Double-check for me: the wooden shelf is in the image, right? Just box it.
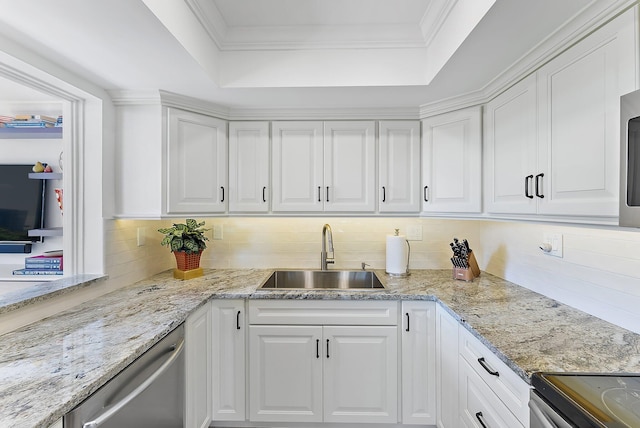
[28,227,63,237]
[0,127,62,139]
[28,172,62,180]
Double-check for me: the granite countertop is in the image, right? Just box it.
[2,268,640,427]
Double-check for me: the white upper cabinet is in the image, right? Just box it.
[484,74,538,215]
[167,108,228,214]
[229,121,270,213]
[272,121,324,212]
[422,107,482,213]
[379,121,421,213]
[536,10,636,217]
[272,121,375,213]
[485,9,637,219]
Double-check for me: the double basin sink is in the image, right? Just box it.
[259,270,385,291]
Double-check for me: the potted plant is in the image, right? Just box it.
[158,219,209,279]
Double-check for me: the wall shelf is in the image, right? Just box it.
[28,227,63,237]
[28,172,63,180]
[0,127,62,139]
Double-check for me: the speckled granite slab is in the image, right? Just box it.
[2,268,640,427]
[0,274,107,314]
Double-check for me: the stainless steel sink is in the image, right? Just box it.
[259,270,385,290]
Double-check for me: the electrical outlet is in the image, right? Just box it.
[407,225,423,241]
[542,233,563,258]
[213,224,224,240]
[136,227,146,247]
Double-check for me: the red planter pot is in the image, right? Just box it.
[173,250,202,271]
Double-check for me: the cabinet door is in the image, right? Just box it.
[484,74,538,214]
[249,325,323,422]
[211,300,245,421]
[379,121,421,212]
[324,121,376,212]
[272,121,324,212]
[229,121,270,213]
[436,304,459,428]
[422,107,482,213]
[401,301,436,425]
[167,108,227,214]
[459,358,524,428]
[323,326,398,424]
[537,10,636,217]
[185,303,212,428]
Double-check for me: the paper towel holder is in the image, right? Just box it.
[386,229,411,277]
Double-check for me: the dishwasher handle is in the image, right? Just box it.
[82,339,185,428]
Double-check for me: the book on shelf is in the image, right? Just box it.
[25,255,63,270]
[24,263,62,270]
[13,268,63,276]
[5,121,54,128]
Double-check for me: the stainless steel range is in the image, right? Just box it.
[530,372,640,428]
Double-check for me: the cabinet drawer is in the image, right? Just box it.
[459,358,525,428]
[248,300,398,326]
[459,328,530,425]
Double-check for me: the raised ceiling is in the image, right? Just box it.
[145,0,496,88]
[0,0,596,110]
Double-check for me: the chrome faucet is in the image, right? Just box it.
[321,224,334,270]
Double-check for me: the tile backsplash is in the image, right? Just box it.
[106,217,640,333]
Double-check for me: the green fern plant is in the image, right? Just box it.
[158,219,209,254]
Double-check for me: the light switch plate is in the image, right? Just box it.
[407,225,423,241]
[136,227,146,247]
[213,224,223,240]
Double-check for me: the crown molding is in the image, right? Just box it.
[481,0,637,103]
[420,0,457,46]
[227,106,421,121]
[108,89,231,118]
[185,0,227,50]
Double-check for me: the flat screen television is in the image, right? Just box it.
[0,164,45,242]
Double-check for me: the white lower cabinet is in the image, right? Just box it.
[185,303,213,428]
[248,300,399,424]
[459,358,524,428]
[211,300,246,421]
[458,327,530,426]
[249,325,323,423]
[249,324,398,424]
[401,301,436,425]
[436,305,459,428]
[323,326,398,423]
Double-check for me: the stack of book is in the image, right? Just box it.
[3,114,62,128]
[13,254,64,276]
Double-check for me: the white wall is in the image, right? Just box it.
[477,220,640,334]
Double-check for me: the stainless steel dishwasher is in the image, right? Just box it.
[64,324,185,428]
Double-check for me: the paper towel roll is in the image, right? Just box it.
[386,235,408,275]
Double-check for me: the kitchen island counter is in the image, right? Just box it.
[2,268,639,427]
